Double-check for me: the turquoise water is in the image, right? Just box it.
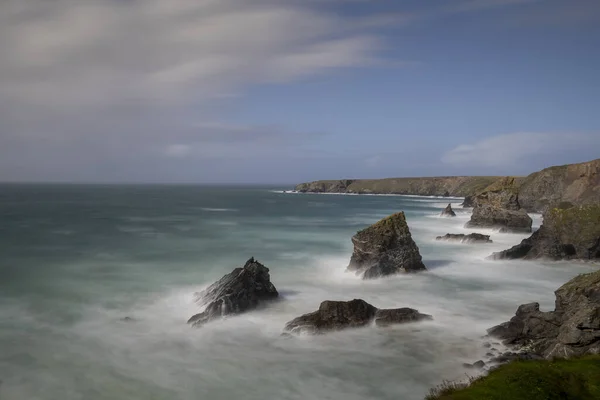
[0,185,596,400]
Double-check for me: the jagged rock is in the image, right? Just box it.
[465,177,533,233]
[466,206,532,233]
[443,190,451,197]
[441,203,456,217]
[487,270,600,359]
[436,233,492,243]
[187,258,279,327]
[283,299,432,335]
[490,204,600,261]
[461,195,475,208]
[347,212,426,279]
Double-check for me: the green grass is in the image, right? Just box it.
[426,356,600,400]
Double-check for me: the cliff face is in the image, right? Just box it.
[295,176,500,197]
[487,270,600,359]
[490,204,600,261]
[518,158,600,212]
[294,159,600,212]
[465,176,533,233]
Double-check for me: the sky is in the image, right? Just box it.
[1,0,599,184]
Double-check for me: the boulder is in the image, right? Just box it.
[441,203,456,217]
[487,270,600,359]
[283,299,432,335]
[187,258,279,327]
[436,233,492,243]
[443,190,451,197]
[347,212,427,279]
[489,204,600,261]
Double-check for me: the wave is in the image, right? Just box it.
[200,207,238,212]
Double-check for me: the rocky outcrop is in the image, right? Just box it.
[295,176,500,196]
[461,195,475,208]
[283,299,432,335]
[187,258,279,327]
[440,203,456,217]
[518,158,600,212]
[436,233,492,243]
[490,204,600,261]
[465,177,532,233]
[487,270,600,359]
[347,212,426,279]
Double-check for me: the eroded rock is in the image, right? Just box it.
[347,212,426,279]
[487,270,600,359]
[436,233,492,243]
[283,299,432,335]
[187,258,279,327]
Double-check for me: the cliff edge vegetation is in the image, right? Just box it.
[295,176,501,197]
[426,355,600,400]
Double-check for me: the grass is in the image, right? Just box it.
[426,356,600,400]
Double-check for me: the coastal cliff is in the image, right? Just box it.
[294,158,600,213]
[517,158,600,212]
[295,176,500,197]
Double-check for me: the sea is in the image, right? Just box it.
[0,184,596,400]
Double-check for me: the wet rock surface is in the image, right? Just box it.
[283,299,432,335]
[188,258,279,327]
[347,212,426,279]
[436,233,492,243]
[440,203,456,217]
[486,270,600,359]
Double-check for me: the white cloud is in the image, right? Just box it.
[441,132,599,168]
[0,0,390,111]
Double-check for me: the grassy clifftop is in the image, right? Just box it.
[295,176,501,196]
[427,356,600,400]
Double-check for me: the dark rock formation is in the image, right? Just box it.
[518,158,600,212]
[461,195,475,208]
[436,233,492,243]
[490,204,600,261]
[187,258,279,327]
[283,299,432,335]
[440,203,456,217]
[465,177,532,233]
[487,270,600,359]
[294,176,500,196]
[347,212,426,279]
[443,190,450,197]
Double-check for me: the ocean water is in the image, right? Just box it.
[0,184,597,400]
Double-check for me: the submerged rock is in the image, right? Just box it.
[440,203,456,217]
[435,233,492,243]
[347,212,426,279]
[489,204,600,261]
[283,299,432,335]
[187,258,279,327]
[487,270,600,359]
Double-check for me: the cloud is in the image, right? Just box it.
[0,0,402,181]
[441,132,599,168]
[0,0,389,111]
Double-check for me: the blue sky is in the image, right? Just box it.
[0,0,598,183]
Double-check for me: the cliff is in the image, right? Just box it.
[294,158,600,213]
[490,203,600,261]
[295,176,501,197]
[517,158,600,212]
